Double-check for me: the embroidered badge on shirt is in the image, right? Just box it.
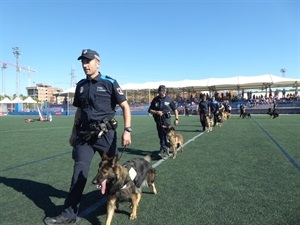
[80,86,84,93]
[117,87,124,95]
[97,86,105,92]
[164,101,170,106]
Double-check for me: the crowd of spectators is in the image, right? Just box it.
[120,89,300,115]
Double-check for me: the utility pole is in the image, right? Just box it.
[1,63,7,96]
[13,47,21,98]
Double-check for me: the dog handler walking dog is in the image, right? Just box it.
[148,85,179,158]
[197,95,210,131]
[44,49,131,225]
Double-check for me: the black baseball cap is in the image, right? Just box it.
[77,49,100,60]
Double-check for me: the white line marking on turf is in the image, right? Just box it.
[78,130,205,219]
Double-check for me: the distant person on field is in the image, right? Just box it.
[185,104,190,116]
[273,101,277,113]
[239,104,245,118]
[148,85,179,158]
[197,95,210,131]
[209,96,219,126]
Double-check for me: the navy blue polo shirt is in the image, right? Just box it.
[148,95,177,113]
[73,73,126,124]
[209,100,219,113]
[198,101,209,115]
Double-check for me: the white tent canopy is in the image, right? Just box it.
[121,74,299,92]
[59,87,76,97]
[58,74,299,95]
[11,97,23,103]
[23,96,37,103]
[0,97,12,104]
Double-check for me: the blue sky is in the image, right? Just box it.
[0,0,299,97]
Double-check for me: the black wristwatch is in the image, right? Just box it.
[124,127,132,132]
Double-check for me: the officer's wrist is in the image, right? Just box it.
[124,127,132,132]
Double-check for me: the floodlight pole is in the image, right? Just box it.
[70,64,76,87]
[1,63,7,96]
[280,68,287,98]
[13,47,21,97]
[280,68,286,78]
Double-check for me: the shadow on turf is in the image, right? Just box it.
[0,176,67,216]
[118,147,162,160]
[0,176,109,225]
[0,147,165,224]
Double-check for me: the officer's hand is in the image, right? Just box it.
[156,111,163,116]
[122,131,131,146]
[69,133,76,147]
[174,119,179,126]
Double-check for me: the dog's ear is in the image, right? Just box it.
[102,152,109,161]
[110,154,119,167]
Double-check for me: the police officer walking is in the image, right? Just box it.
[239,103,245,118]
[197,95,210,131]
[148,85,179,158]
[44,49,131,225]
[209,96,219,127]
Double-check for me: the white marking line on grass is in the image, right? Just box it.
[253,118,300,172]
[78,130,205,219]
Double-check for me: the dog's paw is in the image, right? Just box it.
[130,214,137,220]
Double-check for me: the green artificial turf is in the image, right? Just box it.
[0,114,299,225]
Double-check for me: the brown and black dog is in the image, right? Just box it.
[205,115,213,132]
[92,154,157,225]
[267,108,279,119]
[166,126,184,159]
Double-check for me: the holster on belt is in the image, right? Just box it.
[79,118,118,141]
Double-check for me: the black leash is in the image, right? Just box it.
[118,145,127,161]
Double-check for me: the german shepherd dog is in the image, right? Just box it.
[242,112,251,118]
[215,112,223,127]
[267,108,279,119]
[223,111,231,120]
[166,126,184,159]
[205,115,213,132]
[92,154,157,225]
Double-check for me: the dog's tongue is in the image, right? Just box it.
[98,179,107,195]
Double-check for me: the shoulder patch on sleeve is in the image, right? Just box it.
[117,87,124,95]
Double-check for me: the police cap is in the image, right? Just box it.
[77,49,100,61]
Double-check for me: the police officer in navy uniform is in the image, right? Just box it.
[209,96,219,126]
[44,49,131,225]
[239,103,245,118]
[148,85,179,158]
[197,95,210,131]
